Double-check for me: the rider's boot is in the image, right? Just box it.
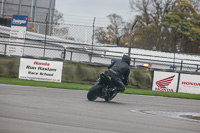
[116,87,125,92]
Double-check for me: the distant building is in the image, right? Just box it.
[0,0,56,35]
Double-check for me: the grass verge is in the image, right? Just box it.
[0,77,200,100]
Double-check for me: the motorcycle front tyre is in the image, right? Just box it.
[87,82,102,101]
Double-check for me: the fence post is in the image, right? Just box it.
[133,58,136,66]
[90,17,95,62]
[180,60,183,71]
[63,48,66,60]
[176,73,181,93]
[4,44,7,55]
[43,13,48,57]
[70,51,72,61]
[196,65,199,72]
[128,19,138,56]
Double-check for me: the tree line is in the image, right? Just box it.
[95,0,200,54]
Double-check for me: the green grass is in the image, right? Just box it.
[0,77,200,100]
[125,88,200,100]
[0,77,92,90]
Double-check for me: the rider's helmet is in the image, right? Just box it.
[122,55,131,65]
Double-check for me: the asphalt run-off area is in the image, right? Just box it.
[0,84,200,133]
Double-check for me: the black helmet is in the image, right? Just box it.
[122,55,131,65]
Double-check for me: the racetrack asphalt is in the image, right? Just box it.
[0,84,200,133]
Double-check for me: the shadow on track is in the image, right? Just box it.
[87,100,128,105]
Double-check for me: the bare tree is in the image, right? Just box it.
[129,0,176,51]
[95,13,129,46]
[130,0,175,26]
[107,14,126,45]
[53,9,64,25]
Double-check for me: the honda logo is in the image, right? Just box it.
[155,75,175,92]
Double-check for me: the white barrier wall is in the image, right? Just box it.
[178,74,200,94]
[19,58,63,82]
[152,71,179,92]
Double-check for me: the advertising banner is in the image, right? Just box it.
[152,71,179,92]
[19,58,63,82]
[178,74,200,94]
[11,15,28,26]
[7,15,28,56]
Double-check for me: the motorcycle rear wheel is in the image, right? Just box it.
[104,91,118,102]
[87,82,102,101]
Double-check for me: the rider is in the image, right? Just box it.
[107,55,131,92]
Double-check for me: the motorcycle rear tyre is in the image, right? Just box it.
[87,82,101,101]
[104,91,118,102]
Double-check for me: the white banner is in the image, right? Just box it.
[7,15,28,56]
[7,26,27,56]
[152,71,179,92]
[178,74,200,94]
[19,58,63,82]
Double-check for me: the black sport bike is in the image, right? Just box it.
[87,72,119,102]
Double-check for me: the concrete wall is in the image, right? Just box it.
[0,56,20,78]
[0,56,153,89]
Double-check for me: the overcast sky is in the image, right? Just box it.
[55,0,137,27]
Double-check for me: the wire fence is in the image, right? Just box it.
[0,19,200,73]
[27,21,97,44]
[0,36,200,73]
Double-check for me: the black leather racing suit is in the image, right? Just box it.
[107,55,131,92]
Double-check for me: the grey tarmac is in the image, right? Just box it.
[0,84,200,133]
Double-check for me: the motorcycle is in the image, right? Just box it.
[87,72,119,102]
